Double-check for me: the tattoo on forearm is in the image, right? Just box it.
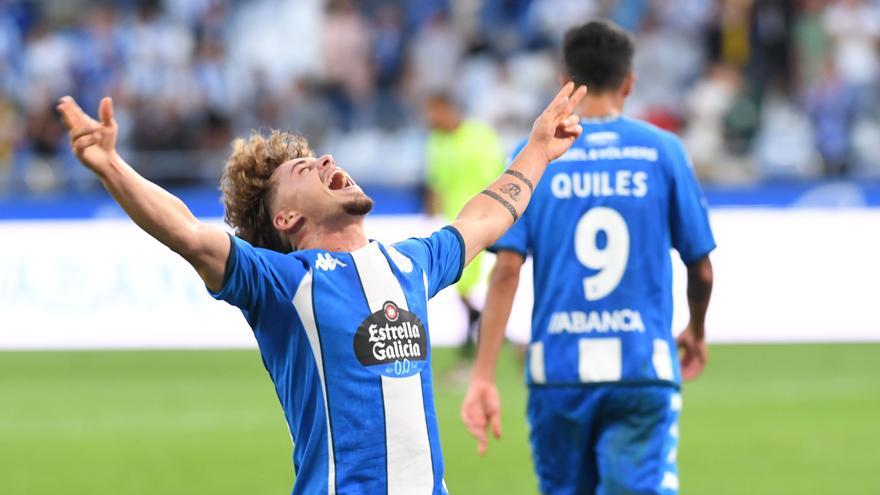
[481,190,519,222]
[499,182,522,201]
[503,170,534,193]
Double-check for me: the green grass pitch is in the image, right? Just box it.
[0,344,877,494]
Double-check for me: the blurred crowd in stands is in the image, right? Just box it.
[1,0,879,193]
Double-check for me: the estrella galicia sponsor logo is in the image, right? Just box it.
[353,301,427,378]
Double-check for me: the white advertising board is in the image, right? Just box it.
[1,210,878,350]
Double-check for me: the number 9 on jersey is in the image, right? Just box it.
[574,207,630,301]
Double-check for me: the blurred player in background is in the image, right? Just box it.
[462,20,715,495]
[423,93,506,356]
[57,83,586,495]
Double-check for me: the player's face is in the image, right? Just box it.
[423,100,456,132]
[270,154,373,234]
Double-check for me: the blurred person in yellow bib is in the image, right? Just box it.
[423,93,505,358]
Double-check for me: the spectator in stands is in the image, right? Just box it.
[806,59,859,176]
[370,2,407,129]
[321,0,373,130]
[684,64,745,181]
[823,0,880,95]
[793,0,830,90]
[748,0,794,99]
[0,97,19,189]
[753,82,820,178]
[4,0,880,195]
[409,11,463,95]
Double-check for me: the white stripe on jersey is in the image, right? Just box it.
[652,339,674,381]
[351,242,434,495]
[578,337,622,382]
[528,342,546,384]
[292,272,336,495]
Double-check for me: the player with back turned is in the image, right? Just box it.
[56,82,585,494]
[462,20,715,495]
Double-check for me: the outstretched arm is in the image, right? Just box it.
[451,83,587,264]
[461,250,524,454]
[57,96,230,291]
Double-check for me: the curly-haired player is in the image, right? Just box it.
[57,82,586,495]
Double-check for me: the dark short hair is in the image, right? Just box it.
[563,20,635,93]
[424,91,458,109]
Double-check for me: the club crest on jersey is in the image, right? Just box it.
[354,301,427,378]
[383,301,399,321]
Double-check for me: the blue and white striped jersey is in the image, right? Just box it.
[492,117,716,387]
[211,226,464,494]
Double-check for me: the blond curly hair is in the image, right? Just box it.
[220,130,312,253]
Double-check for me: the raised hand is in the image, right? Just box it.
[528,82,588,163]
[460,379,502,455]
[56,96,118,176]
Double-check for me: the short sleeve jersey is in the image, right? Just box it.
[491,117,716,387]
[211,226,465,494]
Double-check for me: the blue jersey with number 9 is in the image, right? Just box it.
[491,116,716,386]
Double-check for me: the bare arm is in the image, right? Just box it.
[457,82,585,455]
[677,255,714,380]
[452,83,586,264]
[686,256,713,339]
[460,250,524,455]
[57,96,230,292]
[472,251,524,382]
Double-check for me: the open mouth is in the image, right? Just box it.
[327,170,354,191]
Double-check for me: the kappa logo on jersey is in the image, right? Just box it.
[315,253,347,271]
[353,301,427,378]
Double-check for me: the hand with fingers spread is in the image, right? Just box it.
[527,82,588,163]
[56,96,118,176]
[461,378,502,455]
